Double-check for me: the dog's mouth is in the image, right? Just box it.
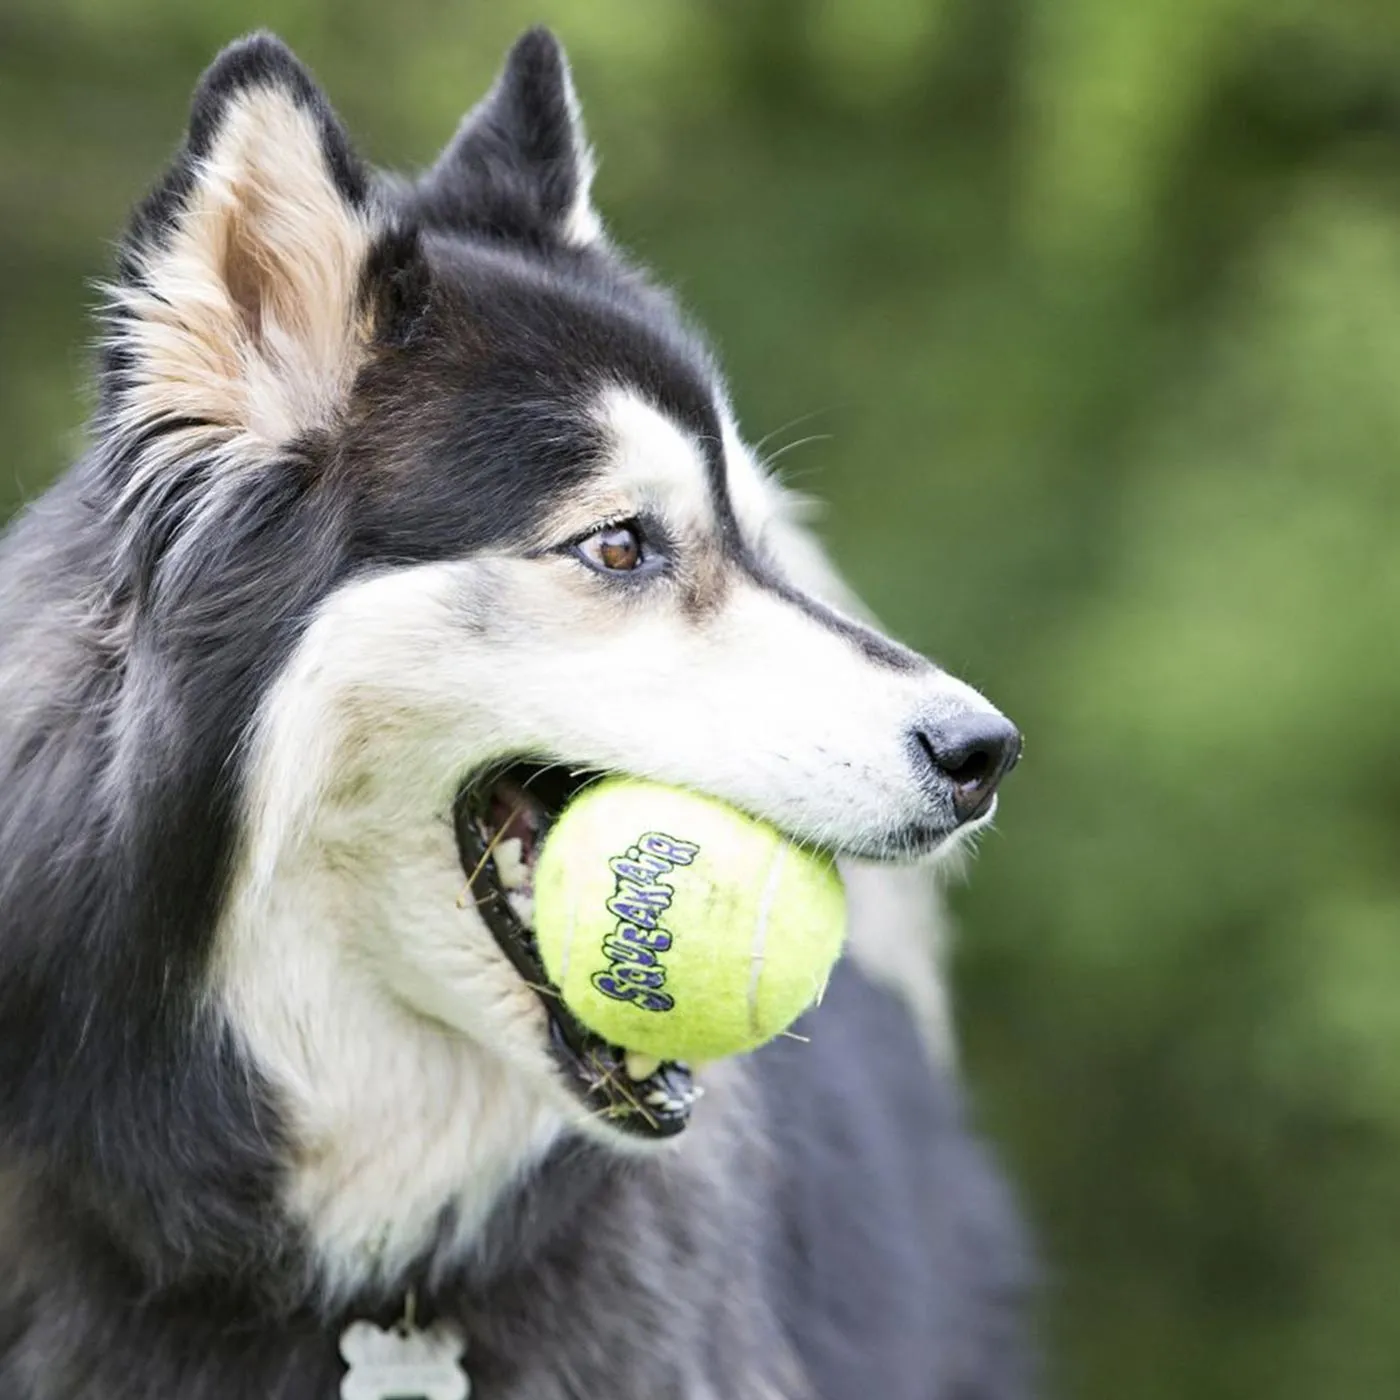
[452,762,699,1140]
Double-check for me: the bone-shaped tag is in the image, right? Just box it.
[338,1319,470,1400]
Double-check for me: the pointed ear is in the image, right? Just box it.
[415,27,602,248]
[104,33,426,461]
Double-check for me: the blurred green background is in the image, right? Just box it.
[4,0,1400,1394]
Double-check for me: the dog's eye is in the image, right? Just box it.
[576,522,645,574]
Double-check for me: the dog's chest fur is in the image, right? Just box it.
[0,1103,803,1400]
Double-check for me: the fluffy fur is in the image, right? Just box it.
[0,28,1033,1399]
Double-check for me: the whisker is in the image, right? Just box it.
[761,432,833,474]
[751,407,835,457]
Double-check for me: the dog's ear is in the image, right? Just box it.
[415,27,601,248]
[103,33,429,460]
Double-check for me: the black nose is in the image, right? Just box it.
[917,713,1022,825]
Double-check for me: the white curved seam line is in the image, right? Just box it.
[748,841,788,1040]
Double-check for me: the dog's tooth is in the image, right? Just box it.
[644,1090,672,1107]
[505,891,535,928]
[494,837,529,890]
[626,1051,662,1082]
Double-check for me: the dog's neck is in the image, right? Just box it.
[285,1032,567,1304]
[218,919,571,1301]
[210,756,586,1299]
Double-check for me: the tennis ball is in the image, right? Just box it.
[532,778,846,1064]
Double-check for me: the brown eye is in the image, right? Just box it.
[579,523,644,573]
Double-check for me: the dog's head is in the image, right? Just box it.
[93,29,1018,1286]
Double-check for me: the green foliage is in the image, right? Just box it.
[3,1,1399,1393]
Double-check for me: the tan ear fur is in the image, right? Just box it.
[105,86,374,472]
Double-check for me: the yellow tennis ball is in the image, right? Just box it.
[532,778,846,1064]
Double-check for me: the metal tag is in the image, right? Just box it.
[338,1319,470,1400]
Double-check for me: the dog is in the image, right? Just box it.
[0,29,1033,1400]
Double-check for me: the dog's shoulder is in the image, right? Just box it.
[752,959,1037,1400]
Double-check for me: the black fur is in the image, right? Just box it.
[341,235,729,568]
[361,223,434,349]
[0,28,1035,1400]
[417,27,596,246]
